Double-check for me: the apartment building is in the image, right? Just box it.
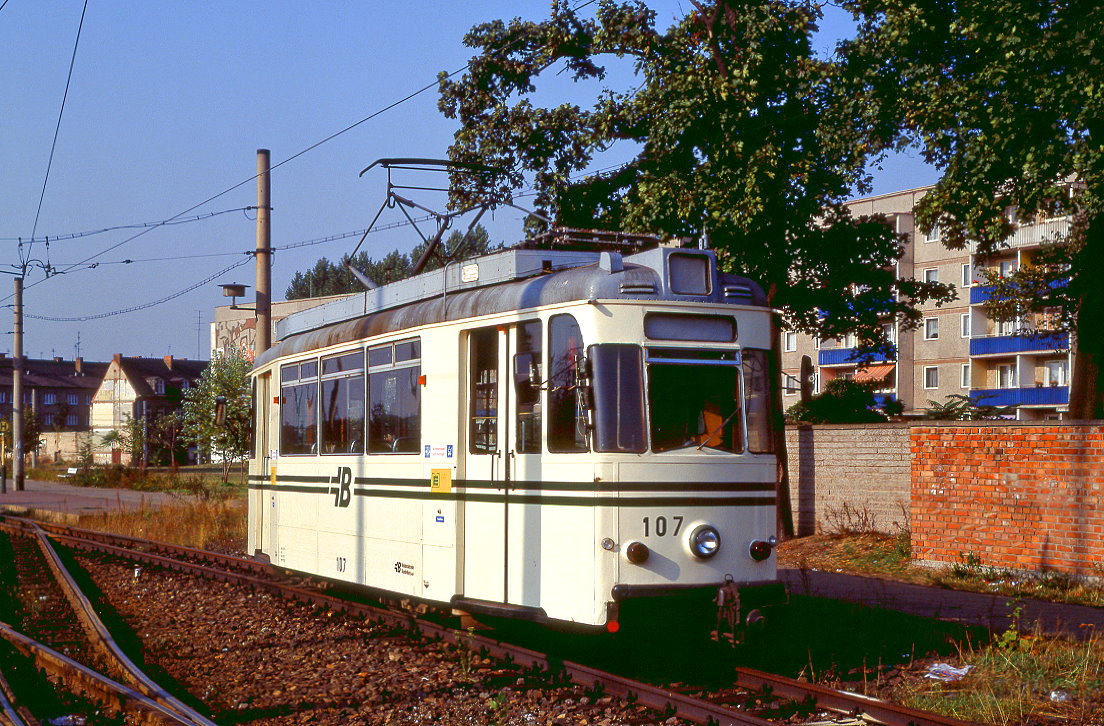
[781,186,1073,420]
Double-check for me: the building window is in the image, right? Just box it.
[924,268,939,284]
[43,414,54,426]
[923,225,941,243]
[1044,359,1068,387]
[43,393,57,405]
[783,331,797,352]
[924,318,939,340]
[961,263,972,287]
[998,363,1017,389]
[998,259,1017,278]
[0,392,7,404]
[961,314,971,338]
[67,414,79,427]
[84,395,91,405]
[881,323,896,344]
[67,393,79,405]
[961,364,971,389]
[154,378,165,395]
[924,367,939,389]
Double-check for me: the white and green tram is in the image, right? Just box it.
[248,240,782,631]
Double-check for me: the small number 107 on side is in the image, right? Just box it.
[642,515,683,538]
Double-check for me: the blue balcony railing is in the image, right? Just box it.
[969,332,1068,356]
[818,347,897,366]
[970,285,994,305]
[971,386,1069,407]
[970,279,1068,305]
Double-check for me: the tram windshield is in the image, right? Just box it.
[588,346,775,454]
[646,348,744,453]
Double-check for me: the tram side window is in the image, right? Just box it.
[250,377,258,460]
[469,328,498,454]
[320,351,365,454]
[514,320,542,454]
[280,361,318,455]
[368,340,421,454]
[742,349,775,453]
[548,315,588,452]
[590,344,646,453]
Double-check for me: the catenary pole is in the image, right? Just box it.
[13,276,24,491]
[255,149,272,356]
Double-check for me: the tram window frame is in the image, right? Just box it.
[250,377,258,460]
[319,350,366,455]
[589,344,647,453]
[469,328,499,454]
[367,339,421,455]
[547,314,589,453]
[741,348,775,454]
[279,360,319,456]
[645,346,745,454]
[643,312,735,342]
[513,320,543,454]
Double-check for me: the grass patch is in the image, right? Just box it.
[55,465,246,497]
[75,497,247,553]
[892,622,1104,725]
[779,533,1104,608]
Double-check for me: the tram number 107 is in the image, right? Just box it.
[641,515,684,538]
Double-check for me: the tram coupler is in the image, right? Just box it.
[714,578,788,645]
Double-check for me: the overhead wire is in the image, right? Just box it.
[16,0,604,323]
[24,256,253,322]
[2,207,256,244]
[28,0,90,268]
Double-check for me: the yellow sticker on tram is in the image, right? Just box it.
[430,468,452,494]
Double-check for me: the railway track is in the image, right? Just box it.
[0,515,978,726]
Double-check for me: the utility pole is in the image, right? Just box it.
[13,276,24,491]
[255,149,272,356]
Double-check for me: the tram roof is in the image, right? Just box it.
[256,247,767,368]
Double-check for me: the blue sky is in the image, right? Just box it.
[0,1,936,362]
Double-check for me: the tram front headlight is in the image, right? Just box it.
[689,525,721,559]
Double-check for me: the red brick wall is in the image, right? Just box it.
[911,423,1104,576]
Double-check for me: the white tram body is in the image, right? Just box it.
[248,244,781,630]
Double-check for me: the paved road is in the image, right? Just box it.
[0,479,184,520]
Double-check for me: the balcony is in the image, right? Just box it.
[1004,216,1070,250]
[969,332,1068,357]
[971,386,1069,407]
[970,278,1067,305]
[818,347,896,367]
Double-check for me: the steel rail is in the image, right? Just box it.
[19,523,218,726]
[0,668,32,726]
[27,521,984,726]
[734,668,980,726]
[0,623,197,725]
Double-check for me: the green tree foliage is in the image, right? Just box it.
[285,225,499,300]
[785,379,889,424]
[839,0,1104,416]
[438,0,954,353]
[181,348,251,481]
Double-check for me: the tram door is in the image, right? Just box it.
[462,323,543,604]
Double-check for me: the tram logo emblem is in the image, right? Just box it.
[332,466,352,508]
